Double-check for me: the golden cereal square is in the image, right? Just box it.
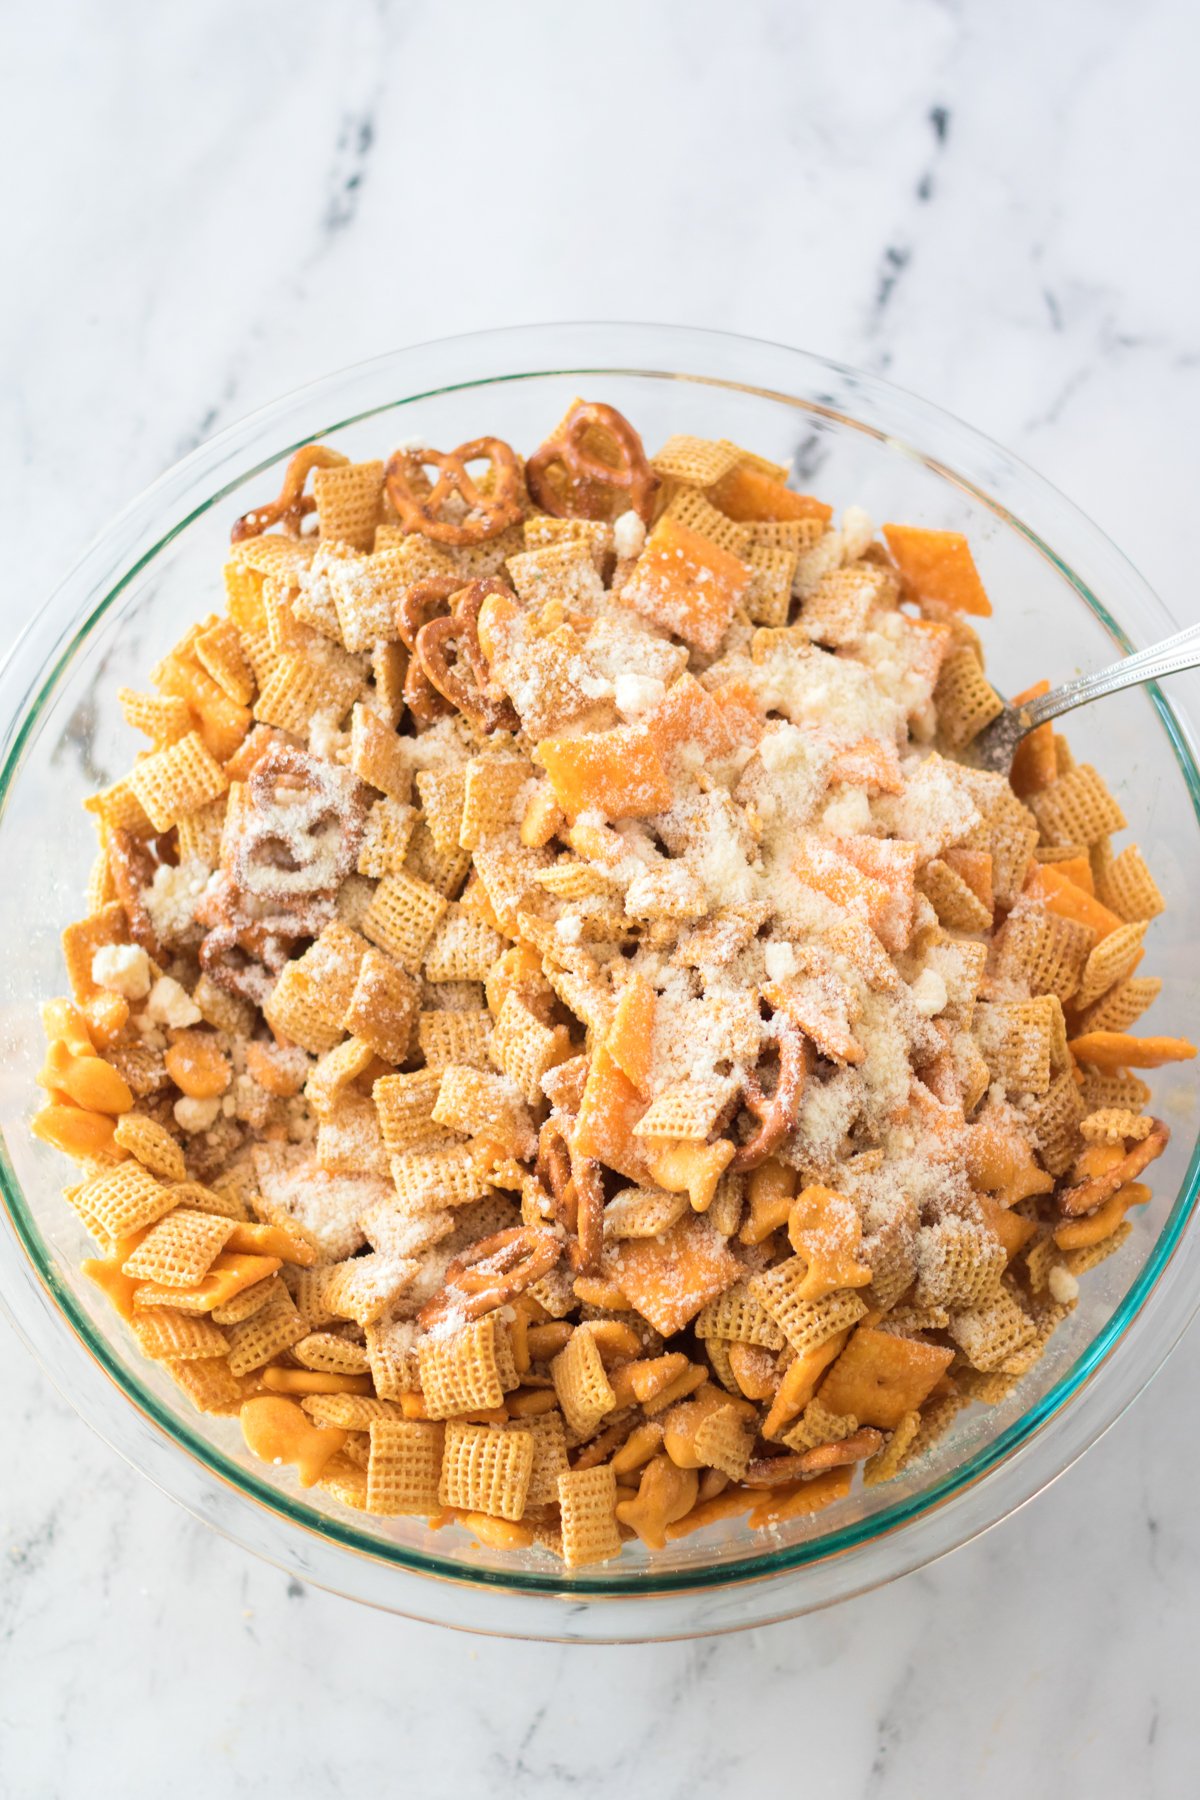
[418,1315,518,1419]
[128,732,228,832]
[362,872,448,971]
[439,1420,534,1521]
[313,460,385,551]
[123,1209,235,1288]
[557,1463,621,1567]
[550,1326,617,1438]
[366,1418,443,1515]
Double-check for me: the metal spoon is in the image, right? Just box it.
[969,619,1200,776]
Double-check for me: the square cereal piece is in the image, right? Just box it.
[373,1068,454,1155]
[1077,975,1162,1036]
[415,766,468,856]
[317,1092,390,1178]
[366,1418,444,1515]
[254,644,364,735]
[1093,842,1165,923]
[403,821,472,899]
[420,1008,494,1071]
[312,460,385,551]
[742,543,800,627]
[608,1216,741,1339]
[164,1355,249,1415]
[323,1251,418,1327]
[194,618,255,707]
[389,1143,492,1212]
[934,649,1004,752]
[423,906,507,984]
[992,908,1094,1004]
[439,1420,534,1521]
[550,1326,616,1438]
[344,947,421,1064]
[132,1309,228,1362]
[1028,764,1126,848]
[651,434,744,487]
[622,515,751,654]
[81,1162,177,1239]
[632,1077,738,1143]
[973,997,1064,1097]
[520,1410,570,1505]
[521,515,612,573]
[488,992,570,1102]
[305,1034,376,1118]
[365,1318,422,1399]
[749,1261,869,1356]
[694,1279,785,1348]
[175,795,228,865]
[661,485,752,556]
[325,547,405,652]
[83,779,154,840]
[123,1209,235,1287]
[798,564,896,649]
[349,704,411,802]
[418,1315,519,1419]
[1073,921,1147,1013]
[362,872,448,972]
[505,541,606,612]
[557,1463,621,1567]
[947,1289,1037,1373]
[357,798,417,877]
[118,688,194,745]
[226,1290,308,1375]
[128,732,228,832]
[263,961,346,1056]
[112,1113,187,1183]
[459,756,534,851]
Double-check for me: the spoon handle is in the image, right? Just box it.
[1025,620,1200,728]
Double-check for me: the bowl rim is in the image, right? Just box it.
[4,321,1200,1634]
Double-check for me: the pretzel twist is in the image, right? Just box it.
[414,578,520,734]
[385,437,523,545]
[230,444,347,543]
[417,1227,562,1328]
[1058,1117,1169,1217]
[525,400,659,523]
[730,1019,811,1172]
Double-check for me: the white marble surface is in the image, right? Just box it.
[4,0,1200,1792]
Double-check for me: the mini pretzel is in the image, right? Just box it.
[230,444,347,543]
[417,1227,562,1328]
[414,578,520,734]
[525,401,659,523]
[234,745,367,903]
[731,1019,811,1172]
[568,1145,605,1276]
[1058,1117,1169,1217]
[385,438,523,545]
[396,577,459,724]
[107,827,163,959]
[743,1431,884,1485]
[536,1117,576,1232]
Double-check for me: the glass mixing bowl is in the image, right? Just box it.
[3,324,1199,1642]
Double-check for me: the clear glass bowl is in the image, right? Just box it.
[3,323,1199,1642]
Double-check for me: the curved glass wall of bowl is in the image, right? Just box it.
[1,326,1199,1640]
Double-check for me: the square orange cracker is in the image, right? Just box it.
[608,1215,740,1338]
[882,523,992,616]
[816,1326,954,1429]
[622,515,751,654]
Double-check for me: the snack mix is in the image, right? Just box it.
[33,400,1195,1564]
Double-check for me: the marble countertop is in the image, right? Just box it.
[5,0,1200,1792]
